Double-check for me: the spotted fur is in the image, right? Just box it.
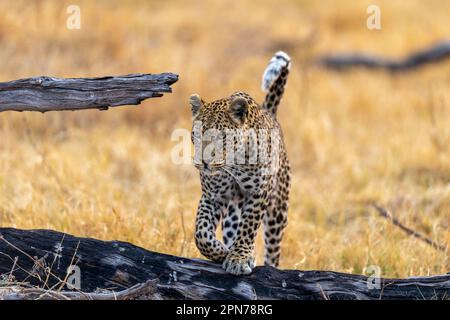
[189,52,291,275]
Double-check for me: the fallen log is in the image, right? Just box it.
[0,228,448,300]
[318,41,450,71]
[0,73,178,113]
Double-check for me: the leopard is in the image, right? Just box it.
[189,51,291,275]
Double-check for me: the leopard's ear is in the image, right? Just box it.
[229,97,248,125]
[189,94,203,118]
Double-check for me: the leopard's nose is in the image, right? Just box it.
[204,162,217,170]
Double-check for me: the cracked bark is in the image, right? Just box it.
[0,228,448,300]
[0,73,178,113]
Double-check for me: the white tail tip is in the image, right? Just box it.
[261,51,291,92]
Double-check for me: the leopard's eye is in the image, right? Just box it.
[191,131,201,144]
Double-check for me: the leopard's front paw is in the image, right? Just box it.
[222,247,255,275]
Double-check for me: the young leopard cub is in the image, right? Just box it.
[189,52,291,275]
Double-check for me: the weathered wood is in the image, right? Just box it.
[0,73,178,113]
[0,228,448,300]
[319,41,450,71]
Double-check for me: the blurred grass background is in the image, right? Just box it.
[0,0,448,277]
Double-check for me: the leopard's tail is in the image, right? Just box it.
[261,51,291,116]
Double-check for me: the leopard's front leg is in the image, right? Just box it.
[194,195,229,262]
[222,193,266,275]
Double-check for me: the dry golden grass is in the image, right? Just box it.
[0,0,448,277]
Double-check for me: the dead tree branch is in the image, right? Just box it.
[371,203,447,252]
[318,41,450,71]
[0,73,178,113]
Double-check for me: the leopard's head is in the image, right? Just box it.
[189,92,260,175]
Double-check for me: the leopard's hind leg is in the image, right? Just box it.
[263,167,290,267]
[263,196,288,267]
